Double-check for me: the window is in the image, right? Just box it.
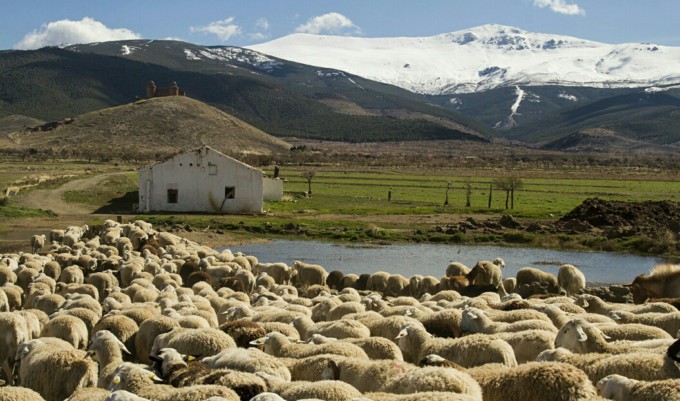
[167,189,178,203]
[208,163,218,175]
[225,186,235,199]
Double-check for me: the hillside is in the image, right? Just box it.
[506,91,680,146]
[0,96,292,159]
[0,115,45,135]
[0,43,492,143]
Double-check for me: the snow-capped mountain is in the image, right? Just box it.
[248,24,680,95]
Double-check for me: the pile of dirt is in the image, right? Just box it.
[557,198,680,238]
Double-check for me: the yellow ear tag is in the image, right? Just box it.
[187,356,196,361]
[113,377,120,384]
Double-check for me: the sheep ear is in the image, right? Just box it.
[404,309,413,316]
[610,312,621,320]
[115,338,131,354]
[149,354,162,363]
[249,338,264,346]
[395,329,408,339]
[148,372,163,382]
[576,325,588,342]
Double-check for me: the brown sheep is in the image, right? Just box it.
[627,264,680,304]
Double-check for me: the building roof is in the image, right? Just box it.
[139,145,263,173]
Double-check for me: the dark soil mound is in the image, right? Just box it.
[559,198,680,238]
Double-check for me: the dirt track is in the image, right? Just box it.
[19,172,128,215]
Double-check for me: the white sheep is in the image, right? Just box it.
[395,323,517,367]
[291,316,370,341]
[555,318,675,355]
[255,371,362,401]
[366,271,391,293]
[31,234,47,254]
[254,263,293,285]
[460,306,557,334]
[150,327,236,358]
[301,332,396,360]
[0,386,48,401]
[201,347,291,381]
[253,331,368,359]
[108,362,239,401]
[557,264,586,295]
[537,346,680,383]
[609,310,680,337]
[104,390,151,401]
[16,339,98,401]
[382,366,483,398]
[292,260,328,290]
[39,313,89,350]
[596,373,680,401]
[0,312,29,385]
[87,330,131,388]
[469,361,598,401]
[575,294,677,315]
[446,262,471,277]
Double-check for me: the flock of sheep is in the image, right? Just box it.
[1,218,680,401]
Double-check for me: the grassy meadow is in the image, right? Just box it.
[2,159,679,254]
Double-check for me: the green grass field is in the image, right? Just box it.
[267,168,680,218]
[3,160,680,255]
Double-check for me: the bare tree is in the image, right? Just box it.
[301,169,316,196]
[465,179,472,207]
[444,180,452,206]
[493,176,524,209]
[488,182,493,209]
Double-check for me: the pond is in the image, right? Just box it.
[224,240,665,285]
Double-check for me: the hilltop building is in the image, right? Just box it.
[138,146,282,213]
[146,81,186,98]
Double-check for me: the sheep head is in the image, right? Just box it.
[596,374,630,399]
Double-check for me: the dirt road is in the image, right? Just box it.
[19,172,129,215]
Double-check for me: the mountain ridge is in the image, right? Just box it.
[248,24,680,95]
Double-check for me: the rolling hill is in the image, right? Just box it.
[0,96,292,159]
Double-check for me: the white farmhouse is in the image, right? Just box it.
[138,146,282,213]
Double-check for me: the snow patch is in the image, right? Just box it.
[184,49,201,60]
[645,84,680,93]
[510,86,525,114]
[558,92,578,101]
[346,77,364,90]
[120,45,140,56]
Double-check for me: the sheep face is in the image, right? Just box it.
[596,374,629,399]
[555,319,589,350]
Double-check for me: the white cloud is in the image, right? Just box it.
[256,18,270,31]
[249,32,270,41]
[295,12,361,35]
[533,0,585,16]
[14,17,141,49]
[190,17,242,42]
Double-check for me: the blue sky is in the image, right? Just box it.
[3,0,679,50]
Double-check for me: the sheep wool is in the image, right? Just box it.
[469,361,597,401]
[597,374,680,401]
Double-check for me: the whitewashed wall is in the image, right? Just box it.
[263,178,283,201]
[139,146,263,213]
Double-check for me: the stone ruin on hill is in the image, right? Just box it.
[146,80,186,99]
